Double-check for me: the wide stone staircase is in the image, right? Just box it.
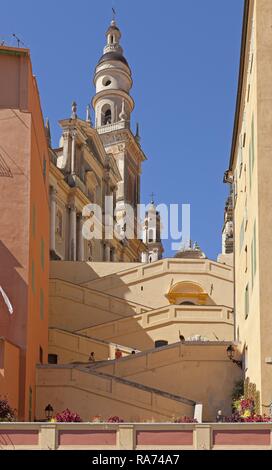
[36,361,196,422]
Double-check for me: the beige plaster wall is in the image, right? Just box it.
[50,261,141,284]
[35,366,194,422]
[93,343,242,422]
[49,279,149,331]
[78,305,234,350]
[79,258,233,309]
[48,328,137,363]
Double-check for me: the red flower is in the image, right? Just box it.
[55,408,82,422]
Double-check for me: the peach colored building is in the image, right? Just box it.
[0,46,49,420]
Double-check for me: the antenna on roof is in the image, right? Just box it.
[12,33,26,48]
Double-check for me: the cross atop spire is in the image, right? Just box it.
[112,6,116,22]
[150,192,155,204]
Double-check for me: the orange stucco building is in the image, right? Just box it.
[0,46,49,420]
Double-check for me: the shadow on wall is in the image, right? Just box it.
[50,260,141,286]
[0,240,28,418]
[49,262,145,333]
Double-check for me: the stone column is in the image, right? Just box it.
[69,204,77,261]
[62,130,70,171]
[118,424,135,450]
[50,187,57,253]
[105,244,111,261]
[77,215,85,261]
[71,130,76,175]
[39,424,57,450]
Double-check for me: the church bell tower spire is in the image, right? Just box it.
[92,18,134,129]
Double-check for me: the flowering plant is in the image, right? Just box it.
[233,397,255,418]
[55,408,82,422]
[0,397,16,422]
[226,412,271,422]
[172,416,198,423]
[91,415,103,423]
[227,396,272,422]
[107,416,124,423]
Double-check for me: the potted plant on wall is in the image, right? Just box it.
[0,397,16,422]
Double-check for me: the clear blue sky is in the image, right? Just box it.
[1,0,244,259]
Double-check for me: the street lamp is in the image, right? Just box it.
[45,404,54,421]
[226,345,243,368]
[216,410,224,422]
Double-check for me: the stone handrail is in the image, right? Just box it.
[77,304,234,340]
[50,278,149,316]
[81,257,233,290]
[88,340,238,379]
[49,327,140,362]
[36,364,195,422]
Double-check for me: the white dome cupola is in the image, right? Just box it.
[92,19,134,129]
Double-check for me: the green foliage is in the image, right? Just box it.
[0,397,16,422]
[231,379,244,401]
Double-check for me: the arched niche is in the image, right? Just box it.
[165,281,210,305]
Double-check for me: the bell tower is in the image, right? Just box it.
[93,19,134,129]
[142,197,164,263]
[92,17,147,261]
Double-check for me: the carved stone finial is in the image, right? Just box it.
[71,101,77,119]
[119,99,127,121]
[135,122,141,144]
[86,104,92,126]
[45,117,51,147]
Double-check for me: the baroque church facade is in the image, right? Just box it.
[48,19,163,264]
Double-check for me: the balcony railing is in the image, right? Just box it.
[96,120,129,135]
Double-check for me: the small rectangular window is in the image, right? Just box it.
[48,354,58,364]
[39,346,43,364]
[245,245,248,273]
[247,84,250,102]
[245,284,249,318]
[243,133,246,148]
